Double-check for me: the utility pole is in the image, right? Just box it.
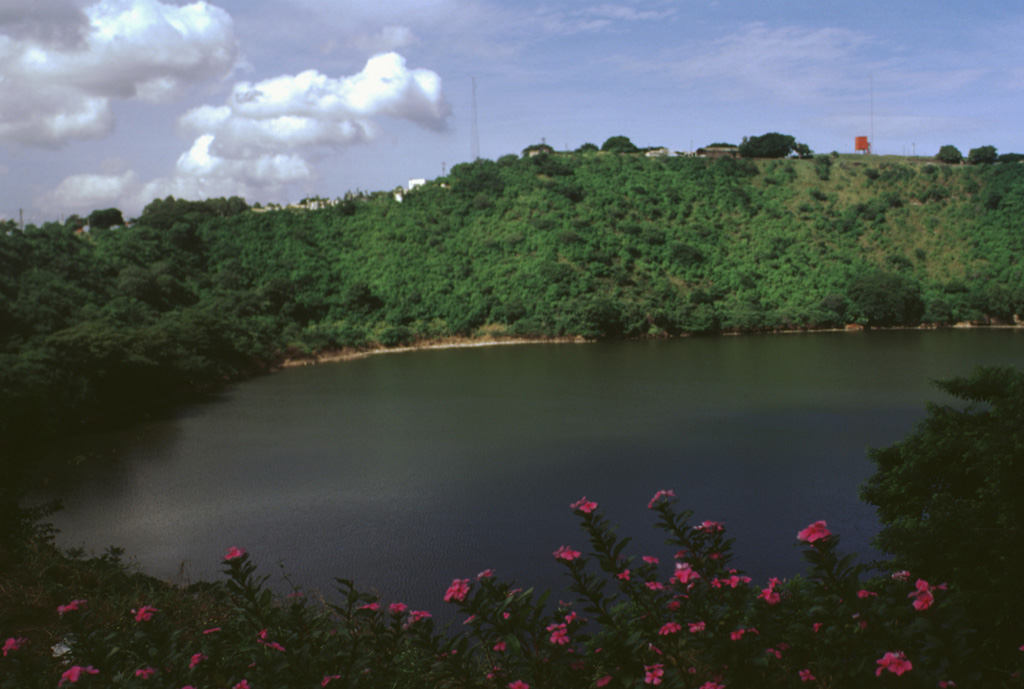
[870,75,874,154]
[470,77,480,161]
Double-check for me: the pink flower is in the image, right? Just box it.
[596,676,612,687]
[224,546,246,560]
[938,682,957,688]
[408,610,432,623]
[233,681,251,689]
[548,623,570,645]
[553,545,582,561]
[3,637,27,656]
[892,570,911,581]
[671,562,701,585]
[688,621,706,633]
[57,599,87,616]
[257,629,286,651]
[133,605,158,622]
[694,520,724,533]
[909,579,935,611]
[358,602,380,612]
[642,555,659,564]
[700,683,725,689]
[812,622,822,633]
[59,666,99,685]
[443,578,471,603]
[876,651,913,677]
[644,663,664,685]
[617,569,631,581]
[189,653,207,669]
[570,496,597,513]
[796,520,831,544]
[493,641,506,651]
[389,602,408,615]
[134,667,156,679]
[720,574,750,588]
[321,676,342,687]
[857,589,878,599]
[730,629,746,641]
[202,627,221,634]
[648,489,676,509]
[659,621,682,635]
[646,581,665,591]
[508,681,529,689]
[760,588,780,605]
[477,569,495,579]
[799,669,815,682]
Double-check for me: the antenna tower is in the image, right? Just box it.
[471,77,480,161]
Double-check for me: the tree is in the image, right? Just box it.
[600,136,638,154]
[935,145,963,164]
[860,366,1024,653]
[846,270,924,326]
[88,207,124,230]
[575,142,599,153]
[792,142,813,159]
[738,132,797,159]
[967,145,997,165]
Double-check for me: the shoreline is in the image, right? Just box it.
[278,335,590,367]
[276,321,1023,368]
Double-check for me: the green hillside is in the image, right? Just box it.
[3,152,1024,449]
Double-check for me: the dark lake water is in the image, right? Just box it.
[36,329,1024,617]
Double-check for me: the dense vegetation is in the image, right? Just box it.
[3,152,1024,459]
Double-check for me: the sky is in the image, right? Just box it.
[2,0,1023,224]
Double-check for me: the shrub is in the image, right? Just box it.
[6,492,1022,688]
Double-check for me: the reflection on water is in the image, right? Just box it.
[36,329,1024,614]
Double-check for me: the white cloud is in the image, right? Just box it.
[183,52,448,155]
[0,0,238,147]
[50,170,139,209]
[48,51,451,214]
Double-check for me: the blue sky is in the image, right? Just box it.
[2,0,1022,223]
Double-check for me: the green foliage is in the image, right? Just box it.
[936,145,963,164]
[87,208,124,230]
[861,366,1024,659]
[847,270,925,327]
[739,132,797,159]
[812,154,831,180]
[600,135,639,153]
[968,145,998,165]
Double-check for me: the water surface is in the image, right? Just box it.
[38,329,1024,614]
